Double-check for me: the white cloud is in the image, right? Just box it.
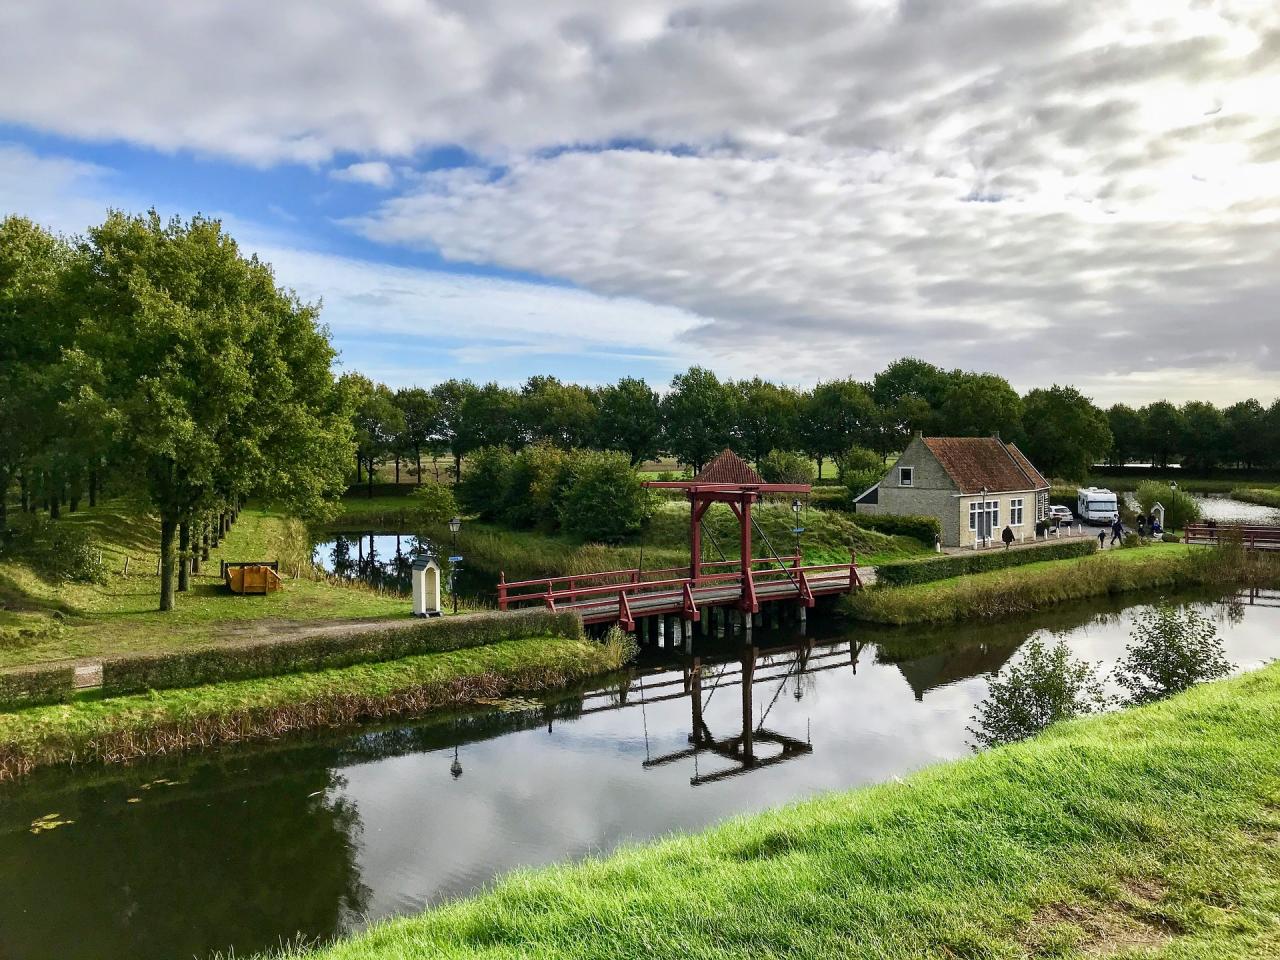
[331,161,396,189]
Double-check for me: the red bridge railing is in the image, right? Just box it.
[1184,524,1280,548]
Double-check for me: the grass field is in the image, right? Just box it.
[0,634,625,778]
[0,499,406,668]
[280,661,1280,960]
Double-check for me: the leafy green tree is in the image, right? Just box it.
[1223,399,1268,469]
[394,387,441,482]
[595,377,661,465]
[935,371,1023,439]
[559,450,648,543]
[968,638,1109,749]
[1113,601,1231,705]
[871,357,947,417]
[1105,404,1146,467]
[834,445,883,494]
[500,443,572,529]
[517,376,598,449]
[799,379,876,479]
[1179,400,1228,473]
[1135,480,1200,531]
[456,445,513,521]
[69,210,352,611]
[1018,386,1112,481]
[348,376,404,496]
[430,379,479,479]
[410,480,457,526]
[758,450,815,485]
[661,367,734,472]
[731,378,800,465]
[457,382,519,459]
[1142,401,1184,468]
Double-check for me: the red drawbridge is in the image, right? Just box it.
[498,450,862,629]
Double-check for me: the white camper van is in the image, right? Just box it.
[1076,487,1118,525]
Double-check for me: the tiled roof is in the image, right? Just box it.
[694,449,765,485]
[921,437,1048,494]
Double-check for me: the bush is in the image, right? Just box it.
[559,451,648,543]
[968,638,1109,748]
[850,513,941,547]
[1135,480,1200,531]
[411,481,458,527]
[875,538,1096,586]
[101,608,584,695]
[501,444,572,529]
[0,664,76,710]
[807,486,849,509]
[759,450,815,485]
[835,446,883,494]
[1,514,108,584]
[1113,600,1232,705]
[457,446,514,521]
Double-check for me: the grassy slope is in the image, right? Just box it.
[0,499,405,668]
[0,635,621,776]
[288,664,1280,960]
[841,543,1226,624]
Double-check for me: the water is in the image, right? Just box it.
[311,533,492,602]
[1,589,1277,960]
[1120,493,1280,526]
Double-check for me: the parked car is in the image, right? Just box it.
[1047,505,1074,525]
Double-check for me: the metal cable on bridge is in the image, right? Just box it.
[638,672,650,763]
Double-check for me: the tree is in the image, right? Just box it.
[456,445,513,521]
[596,377,661,465]
[834,445,883,494]
[349,377,404,497]
[935,371,1023,439]
[500,443,572,529]
[661,367,734,472]
[1142,401,1183,468]
[1179,400,1227,473]
[871,357,947,416]
[1105,404,1146,467]
[456,382,519,459]
[410,480,457,526]
[1223,399,1268,469]
[731,378,800,464]
[799,379,875,479]
[1018,386,1112,481]
[1113,601,1231,705]
[70,210,352,611]
[758,450,815,485]
[558,450,648,543]
[1135,480,1200,531]
[517,376,598,449]
[429,379,478,479]
[394,387,440,483]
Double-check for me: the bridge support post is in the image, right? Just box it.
[715,608,725,639]
[743,610,753,643]
[658,616,666,647]
[684,619,694,653]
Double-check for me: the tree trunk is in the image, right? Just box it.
[356,452,363,484]
[49,486,60,519]
[816,457,824,480]
[19,472,29,513]
[367,457,374,499]
[395,458,401,484]
[159,514,178,611]
[201,520,211,561]
[453,452,462,481]
[416,449,422,484]
[178,520,191,591]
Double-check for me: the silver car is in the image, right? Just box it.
[1047,505,1074,524]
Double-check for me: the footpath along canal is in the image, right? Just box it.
[1,587,1277,960]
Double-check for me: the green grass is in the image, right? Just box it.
[277,663,1280,960]
[1087,474,1280,494]
[1232,488,1280,509]
[843,542,1280,624]
[0,634,624,777]
[0,499,407,668]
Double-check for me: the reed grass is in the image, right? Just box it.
[1231,488,1280,508]
[272,662,1280,960]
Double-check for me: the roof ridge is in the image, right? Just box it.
[998,439,1034,488]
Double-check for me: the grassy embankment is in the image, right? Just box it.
[843,542,1280,625]
[1086,474,1280,494]
[0,498,406,668]
[0,633,627,779]
[1232,488,1280,509]
[281,662,1280,960]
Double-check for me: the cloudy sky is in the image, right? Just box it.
[2,0,1277,404]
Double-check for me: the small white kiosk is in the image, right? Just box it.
[1151,502,1166,533]
[411,555,443,618]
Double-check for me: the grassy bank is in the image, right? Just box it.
[1087,473,1280,494]
[281,663,1280,960]
[0,634,626,779]
[842,542,1280,624]
[1232,488,1280,509]
[0,499,406,668]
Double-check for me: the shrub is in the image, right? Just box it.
[835,446,883,494]
[850,513,941,547]
[1135,480,1200,531]
[100,608,585,695]
[501,443,572,529]
[875,538,1096,586]
[759,450,815,485]
[807,486,849,509]
[1,514,108,584]
[559,451,649,543]
[968,638,1109,748]
[457,446,514,521]
[412,481,458,527]
[0,664,76,710]
[1113,600,1231,705]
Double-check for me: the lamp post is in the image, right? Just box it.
[447,516,462,615]
[791,498,804,562]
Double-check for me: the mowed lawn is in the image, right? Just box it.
[287,663,1280,960]
[0,499,406,668]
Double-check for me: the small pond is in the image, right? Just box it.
[311,533,494,604]
[1,588,1276,960]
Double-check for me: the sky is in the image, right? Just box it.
[1,0,1277,406]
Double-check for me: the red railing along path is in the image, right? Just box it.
[1184,524,1280,550]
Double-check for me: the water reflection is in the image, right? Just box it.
[312,532,431,592]
[0,589,1276,960]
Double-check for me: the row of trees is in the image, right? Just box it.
[1104,399,1280,472]
[0,212,354,610]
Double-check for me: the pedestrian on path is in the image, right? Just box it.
[1098,529,1107,550]
[1001,525,1015,549]
[1110,517,1124,546]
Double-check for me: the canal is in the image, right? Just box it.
[1,588,1276,960]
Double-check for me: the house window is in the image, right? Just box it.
[899,466,913,487]
[968,499,999,535]
[1010,498,1024,526]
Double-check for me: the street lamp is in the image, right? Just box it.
[790,499,804,562]
[447,517,462,614]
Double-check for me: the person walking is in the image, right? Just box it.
[1001,525,1015,549]
[1137,515,1146,536]
[1110,516,1124,546]
[1098,529,1106,550]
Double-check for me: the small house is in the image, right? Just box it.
[853,435,1050,548]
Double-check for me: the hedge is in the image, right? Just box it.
[874,538,1097,587]
[101,608,584,695]
[0,664,76,711]
[851,513,942,546]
